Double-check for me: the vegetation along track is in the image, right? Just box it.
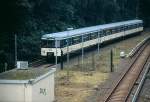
[104,39,150,102]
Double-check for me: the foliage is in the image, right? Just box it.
[0,0,149,69]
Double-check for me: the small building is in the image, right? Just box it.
[0,67,56,102]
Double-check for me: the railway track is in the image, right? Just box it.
[104,39,150,102]
[132,63,150,102]
[28,58,55,69]
[29,58,47,67]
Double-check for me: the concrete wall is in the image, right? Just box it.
[32,74,54,102]
[0,69,55,102]
[0,84,26,102]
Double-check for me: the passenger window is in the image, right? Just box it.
[105,29,111,35]
[99,31,104,37]
[121,26,124,31]
[124,26,128,30]
[72,36,81,44]
[111,28,115,34]
[41,40,55,48]
[99,31,103,37]
[139,23,143,27]
[83,34,90,41]
[116,27,120,33]
[90,32,98,39]
[62,39,67,47]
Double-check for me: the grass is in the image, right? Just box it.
[0,67,51,80]
[55,70,109,102]
[55,32,150,102]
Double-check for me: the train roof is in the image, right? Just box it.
[42,19,143,40]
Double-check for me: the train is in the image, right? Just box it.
[41,19,143,59]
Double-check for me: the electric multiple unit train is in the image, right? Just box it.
[41,19,143,58]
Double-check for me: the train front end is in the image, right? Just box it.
[41,36,62,58]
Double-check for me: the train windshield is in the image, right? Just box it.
[41,40,55,48]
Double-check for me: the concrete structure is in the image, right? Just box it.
[0,67,56,102]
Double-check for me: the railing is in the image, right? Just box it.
[128,36,150,57]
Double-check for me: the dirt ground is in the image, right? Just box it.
[55,31,150,102]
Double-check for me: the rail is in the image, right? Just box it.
[104,39,150,102]
[132,63,150,102]
[28,58,46,67]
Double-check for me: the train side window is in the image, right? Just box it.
[61,38,71,47]
[42,40,55,48]
[99,31,103,37]
[119,27,121,32]
[135,24,138,28]
[124,25,128,30]
[90,32,98,39]
[128,25,131,29]
[105,29,111,35]
[120,26,123,32]
[68,38,72,46]
[60,40,63,47]
[41,40,48,48]
[139,23,141,27]
[116,27,120,33]
[132,25,135,29]
[72,36,81,45]
[111,28,116,34]
[130,25,133,29]
[110,28,113,34]
[127,26,129,30]
[124,26,127,30]
[133,24,136,28]
[62,39,67,47]
[103,29,106,36]
[69,38,72,45]
[139,23,143,27]
[118,26,122,32]
[121,26,124,31]
[89,33,92,40]
[138,23,141,27]
[100,30,105,37]
[115,27,119,33]
[136,24,138,28]
[83,34,90,41]
[112,28,115,33]
[132,24,135,29]
[134,24,137,28]
[125,25,128,30]
[127,25,130,30]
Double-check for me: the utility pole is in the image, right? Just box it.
[98,31,100,55]
[66,27,73,83]
[60,50,63,70]
[66,28,73,68]
[81,33,84,71]
[110,49,114,72]
[15,34,17,67]
[55,39,58,70]
[91,52,95,71]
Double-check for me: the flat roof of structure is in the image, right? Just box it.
[0,66,55,80]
